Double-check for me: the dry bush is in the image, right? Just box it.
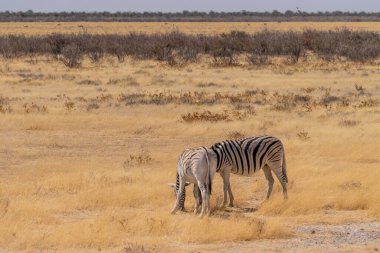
[320,94,341,107]
[339,119,360,127]
[1,29,379,66]
[61,43,82,68]
[71,87,377,115]
[86,41,104,63]
[271,92,311,111]
[181,110,230,122]
[196,82,219,88]
[77,79,101,86]
[211,47,238,66]
[283,31,304,63]
[64,101,75,111]
[0,96,12,113]
[354,83,365,95]
[226,131,246,139]
[297,130,310,141]
[247,53,269,65]
[93,93,113,103]
[17,72,44,81]
[304,28,380,62]
[117,91,219,106]
[23,102,47,114]
[0,105,12,114]
[124,243,153,253]
[86,102,100,111]
[123,150,153,169]
[356,98,379,108]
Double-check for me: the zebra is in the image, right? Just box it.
[169,146,233,214]
[169,147,217,217]
[211,135,288,206]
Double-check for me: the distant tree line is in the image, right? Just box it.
[0,10,380,22]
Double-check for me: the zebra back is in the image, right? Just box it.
[211,135,284,175]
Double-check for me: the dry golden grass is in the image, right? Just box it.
[0,51,379,251]
[2,21,380,35]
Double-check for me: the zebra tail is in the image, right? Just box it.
[208,166,212,195]
[282,150,288,183]
[175,172,185,210]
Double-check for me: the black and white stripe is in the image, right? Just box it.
[211,135,288,203]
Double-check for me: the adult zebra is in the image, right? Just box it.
[211,135,288,207]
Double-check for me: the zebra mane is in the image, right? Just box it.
[210,141,224,149]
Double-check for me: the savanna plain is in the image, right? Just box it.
[0,22,380,252]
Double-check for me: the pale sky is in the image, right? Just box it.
[0,0,379,12]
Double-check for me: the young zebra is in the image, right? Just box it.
[211,135,288,207]
[169,147,217,217]
[169,147,233,214]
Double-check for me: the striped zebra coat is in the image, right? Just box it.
[169,147,217,217]
[211,135,288,206]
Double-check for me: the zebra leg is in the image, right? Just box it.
[227,179,234,207]
[171,176,186,214]
[220,169,234,208]
[193,184,202,214]
[272,166,288,200]
[206,193,211,216]
[205,186,211,216]
[198,182,208,217]
[220,171,228,208]
[263,165,274,199]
